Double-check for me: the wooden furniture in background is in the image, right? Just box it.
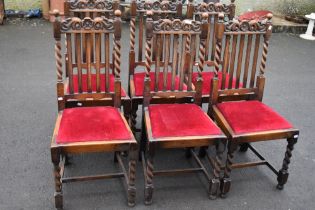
[209,13,299,197]
[141,11,227,205]
[50,10,137,209]
[129,0,183,132]
[0,0,4,25]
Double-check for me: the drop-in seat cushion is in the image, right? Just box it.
[148,104,222,138]
[217,100,293,135]
[67,74,127,97]
[56,107,132,144]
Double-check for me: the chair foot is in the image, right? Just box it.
[276,169,288,190]
[198,147,207,158]
[220,178,231,198]
[127,186,136,207]
[54,192,63,209]
[144,185,154,205]
[209,178,220,200]
[239,143,249,152]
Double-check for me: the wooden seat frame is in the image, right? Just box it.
[129,0,183,132]
[141,11,227,204]
[208,13,299,197]
[50,10,137,209]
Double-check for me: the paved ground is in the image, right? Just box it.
[0,19,315,210]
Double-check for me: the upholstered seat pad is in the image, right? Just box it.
[134,72,186,96]
[56,107,132,144]
[217,100,293,135]
[67,74,127,97]
[148,104,222,138]
[192,72,241,95]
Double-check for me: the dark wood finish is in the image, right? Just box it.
[0,0,4,25]
[141,11,227,204]
[62,1,131,123]
[129,0,183,132]
[208,13,300,197]
[50,10,137,209]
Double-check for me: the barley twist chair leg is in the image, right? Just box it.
[144,144,155,205]
[52,153,63,209]
[130,102,138,133]
[127,145,137,207]
[220,141,237,198]
[209,141,225,200]
[277,137,298,190]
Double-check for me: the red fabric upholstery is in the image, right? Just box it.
[134,72,186,96]
[239,10,272,21]
[67,74,127,97]
[56,107,132,144]
[193,72,242,95]
[148,104,222,138]
[217,101,293,135]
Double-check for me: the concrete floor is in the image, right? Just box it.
[0,19,315,210]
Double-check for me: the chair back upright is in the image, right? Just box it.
[143,11,209,108]
[53,10,123,111]
[129,0,183,78]
[187,0,236,64]
[209,13,273,113]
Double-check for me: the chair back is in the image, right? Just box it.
[210,13,273,108]
[187,0,236,64]
[129,0,183,76]
[52,10,122,111]
[143,11,209,107]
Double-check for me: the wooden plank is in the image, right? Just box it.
[171,34,179,91]
[86,33,92,92]
[75,34,83,93]
[243,34,253,87]
[66,34,74,94]
[228,35,238,88]
[163,34,171,91]
[235,34,245,88]
[105,34,110,92]
[95,33,101,92]
[250,34,261,88]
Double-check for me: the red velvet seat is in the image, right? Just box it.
[193,72,241,95]
[148,104,222,138]
[67,74,127,96]
[134,72,187,96]
[56,107,132,144]
[217,100,293,135]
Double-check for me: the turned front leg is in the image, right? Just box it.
[277,136,298,190]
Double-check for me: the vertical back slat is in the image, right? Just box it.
[163,34,171,91]
[75,34,82,93]
[243,34,253,87]
[155,34,162,92]
[204,14,211,60]
[105,33,110,92]
[179,34,187,90]
[235,34,245,88]
[250,34,261,88]
[86,33,92,92]
[221,35,231,90]
[171,34,179,91]
[228,35,238,88]
[95,33,101,92]
[187,34,196,91]
[66,33,74,94]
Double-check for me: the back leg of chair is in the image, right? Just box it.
[220,140,238,198]
[51,149,63,209]
[131,101,138,133]
[277,136,298,190]
[209,140,225,199]
[198,146,208,158]
[144,142,155,205]
[127,144,137,207]
[123,100,131,126]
